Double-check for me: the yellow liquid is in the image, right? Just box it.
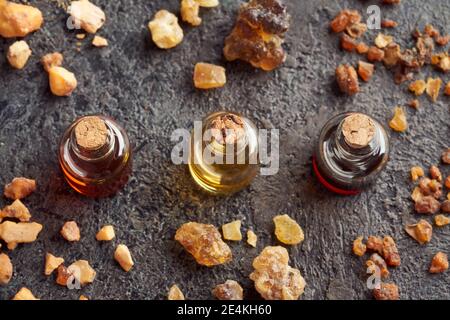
[188,111,259,195]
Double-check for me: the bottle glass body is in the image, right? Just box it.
[188,111,259,195]
[59,115,132,198]
[313,112,389,195]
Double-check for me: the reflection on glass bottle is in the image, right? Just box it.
[59,115,132,198]
[189,111,259,195]
[313,112,389,195]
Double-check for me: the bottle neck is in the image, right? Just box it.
[331,119,382,166]
[70,125,115,162]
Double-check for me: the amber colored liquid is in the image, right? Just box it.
[59,117,132,198]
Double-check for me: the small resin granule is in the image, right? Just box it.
[410,166,424,181]
[434,215,450,227]
[60,221,80,242]
[44,253,64,276]
[96,225,115,241]
[168,284,185,300]
[405,219,432,244]
[4,177,36,200]
[357,61,374,82]
[273,214,304,245]
[212,280,243,300]
[429,252,448,274]
[352,236,366,257]
[247,230,257,247]
[67,260,96,286]
[373,283,399,300]
[67,0,106,34]
[382,236,401,266]
[7,41,32,69]
[389,107,407,132]
[148,10,184,49]
[0,253,13,285]
[0,199,31,222]
[335,64,359,95]
[366,253,389,279]
[12,287,39,300]
[222,220,242,241]
[193,63,226,89]
[114,244,134,272]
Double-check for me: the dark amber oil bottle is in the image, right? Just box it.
[59,115,132,198]
[313,112,389,195]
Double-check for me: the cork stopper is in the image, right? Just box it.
[342,113,375,149]
[74,116,109,152]
[209,113,245,145]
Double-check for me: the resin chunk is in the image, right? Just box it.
[212,280,243,300]
[175,222,232,266]
[223,0,291,71]
[250,246,306,300]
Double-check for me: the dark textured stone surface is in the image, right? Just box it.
[0,0,449,300]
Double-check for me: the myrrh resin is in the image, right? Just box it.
[313,112,389,195]
[188,111,259,195]
[59,115,132,198]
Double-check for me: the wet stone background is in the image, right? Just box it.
[0,0,449,300]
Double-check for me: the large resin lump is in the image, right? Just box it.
[223,0,291,71]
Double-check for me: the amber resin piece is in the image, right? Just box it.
[247,230,257,247]
[0,1,43,38]
[426,77,442,102]
[223,0,291,71]
[4,177,36,200]
[273,214,304,245]
[212,280,244,300]
[0,253,13,285]
[67,0,106,34]
[193,63,226,89]
[149,10,184,49]
[168,284,185,300]
[429,252,449,274]
[175,222,232,266]
[329,10,361,33]
[352,236,366,257]
[366,253,389,279]
[357,61,374,82]
[7,41,32,70]
[389,107,407,132]
[12,287,39,300]
[250,246,306,300]
[434,215,450,227]
[409,80,426,96]
[336,64,359,95]
[44,253,64,276]
[222,220,242,241]
[410,166,424,181]
[405,219,432,244]
[0,199,31,222]
[373,283,399,300]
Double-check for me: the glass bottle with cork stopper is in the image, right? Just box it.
[59,115,132,198]
[313,112,389,195]
[188,111,259,195]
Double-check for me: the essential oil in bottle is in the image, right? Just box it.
[188,111,259,195]
[59,115,132,198]
[313,112,389,195]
